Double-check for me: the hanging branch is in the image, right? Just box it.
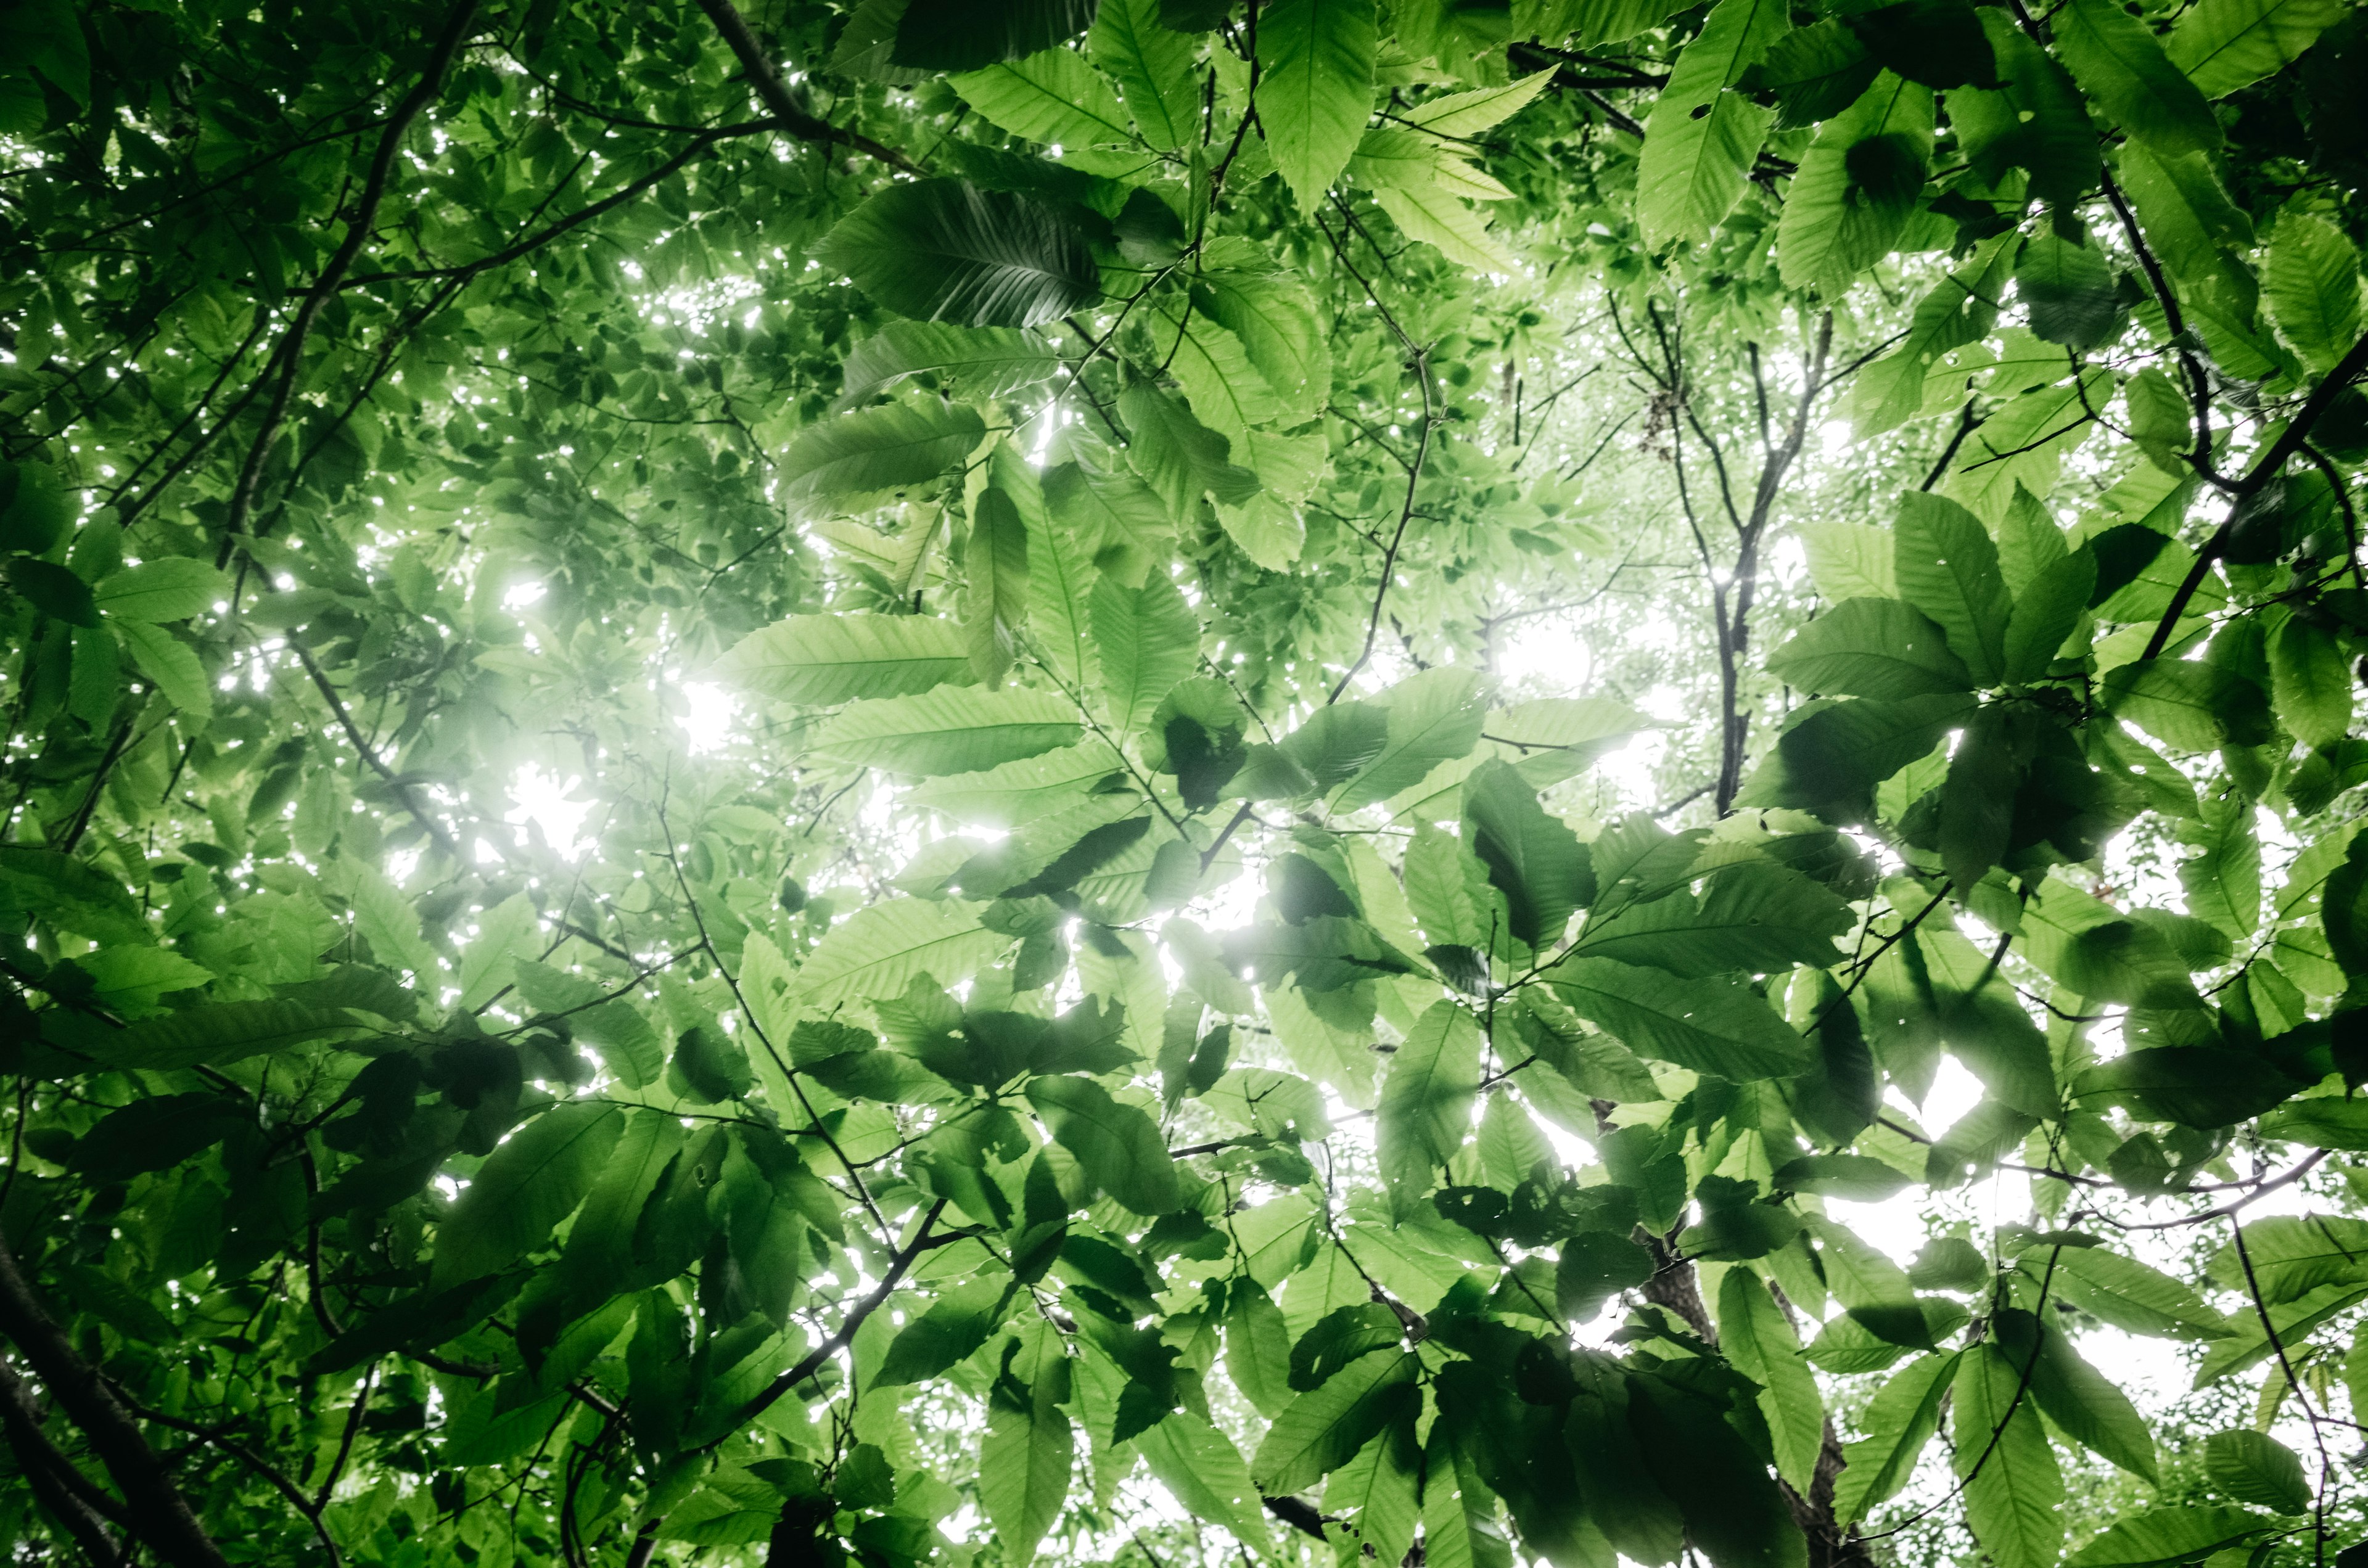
[0,1236,231,1568]
[215,0,483,558]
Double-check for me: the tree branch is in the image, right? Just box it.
[2143,332,2368,660]
[691,0,918,171]
[0,1235,231,1568]
[215,0,482,557]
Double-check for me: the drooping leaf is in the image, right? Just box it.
[2053,0,2222,155]
[892,0,1098,70]
[833,322,1063,411]
[1636,0,1787,246]
[1547,958,1811,1080]
[1249,1348,1419,1495]
[779,402,986,507]
[1375,1001,1481,1197]
[712,614,972,705]
[1954,1342,2065,1568]
[1026,1075,1181,1213]
[2167,0,2348,99]
[953,48,1135,148]
[811,687,1083,775]
[1764,597,1973,698]
[1255,0,1378,212]
[816,179,1101,328]
[434,1101,625,1287]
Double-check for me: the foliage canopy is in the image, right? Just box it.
[2,0,2368,1566]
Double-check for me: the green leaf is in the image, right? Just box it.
[88,998,353,1070]
[1547,959,1811,1080]
[2052,0,2222,156]
[70,946,211,1017]
[1717,1268,1824,1495]
[2325,835,2368,973]
[1249,1348,1419,1495]
[891,0,1096,69]
[1893,491,2013,685]
[1191,244,1331,419]
[1748,22,1879,129]
[2271,612,2352,749]
[2001,548,2095,682]
[1026,1075,1180,1213]
[1372,184,1519,273]
[797,899,1011,1006]
[968,486,1032,686]
[0,459,70,554]
[1333,665,1490,813]
[1324,1417,1422,1568]
[1460,758,1588,949]
[816,179,1100,329]
[2065,1507,2276,1568]
[93,557,225,622]
[7,556,97,626]
[1151,296,1287,441]
[834,322,1063,411]
[1133,1414,1270,1547]
[1991,1308,2158,1484]
[1118,379,1260,515]
[1844,0,1996,88]
[907,741,1128,828]
[712,614,971,705]
[458,892,536,1012]
[1376,1001,1481,1197]
[1291,1303,1404,1390]
[812,686,1082,775]
[1954,1342,2065,1568]
[1569,858,1852,976]
[1626,1369,1810,1568]
[1833,1353,1957,1527]
[2167,0,2348,99]
[1090,0,1201,150]
[1849,234,2016,434]
[2259,1098,2368,1150]
[2103,658,2266,753]
[1765,597,1972,698]
[953,49,1134,148]
[1770,1154,1912,1202]
[1951,15,2096,208]
[1254,0,1377,212]
[68,1093,248,1183]
[2197,1278,2368,1385]
[780,402,985,507]
[553,1109,684,1287]
[115,619,212,720]
[1775,75,1932,293]
[1636,0,1786,246]
[1092,570,1197,734]
[1795,522,1896,608]
[1556,1230,1654,1321]
[2045,1247,2233,1339]
[2074,1046,2292,1126]
[979,1321,1075,1565]
[2265,211,2364,374]
[1939,705,2018,891]
[434,1101,625,1287]
[2203,1429,2310,1514]
[2017,235,2118,351]
[1399,69,1556,134]
[878,1278,1013,1387]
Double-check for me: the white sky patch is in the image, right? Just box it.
[675,681,739,753]
[508,763,595,858]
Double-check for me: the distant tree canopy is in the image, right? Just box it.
[2,1,2367,1567]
